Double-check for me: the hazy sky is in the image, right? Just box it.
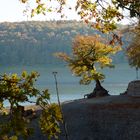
[0,0,79,22]
[0,0,136,24]
[0,0,26,22]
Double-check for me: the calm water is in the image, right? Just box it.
[0,63,137,105]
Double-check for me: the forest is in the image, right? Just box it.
[0,20,129,66]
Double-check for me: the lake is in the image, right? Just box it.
[0,63,137,105]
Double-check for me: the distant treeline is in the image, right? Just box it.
[0,20,129,66]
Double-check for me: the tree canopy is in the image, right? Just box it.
[20,0,140,32]
[57,35,121,85]
[0,72,62,140]
[127,25,140,68]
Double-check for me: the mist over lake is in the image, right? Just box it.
[0,63,137,105]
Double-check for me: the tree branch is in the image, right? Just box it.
[117,0,140,17]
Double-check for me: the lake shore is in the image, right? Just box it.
[27,95,140,140]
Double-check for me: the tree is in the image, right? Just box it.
[56,35,121,98]
[20,0,140,50]
[20,0,140,32]
[114,0,140,79]
[113,0,140,18]
[122,0,140,79]
[0,71,62,140]
[126,24,140,79]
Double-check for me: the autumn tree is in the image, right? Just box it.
[56,35,121,98]
[0,71,62,140]
[20,0,140,70]
[124,0,140,78]
[20,0,140,31]
[113,0,140,18]
[126,24,140,79]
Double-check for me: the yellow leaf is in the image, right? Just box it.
[10,136,18,140]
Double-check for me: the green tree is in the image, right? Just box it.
[56,35,121,97]
[0,71,62,140]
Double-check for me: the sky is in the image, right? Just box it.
[0,0,137,24]
[0,0,26,22]
[0,0,79,22]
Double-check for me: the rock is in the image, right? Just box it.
[127,80,140,96]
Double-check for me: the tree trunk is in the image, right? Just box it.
[95,79,102,89]
[85,79,109,98]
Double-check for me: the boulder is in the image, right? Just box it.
[127,80,140,96]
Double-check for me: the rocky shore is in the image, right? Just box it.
[28,95,140,140]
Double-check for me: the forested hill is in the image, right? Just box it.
[0,20,128,66]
